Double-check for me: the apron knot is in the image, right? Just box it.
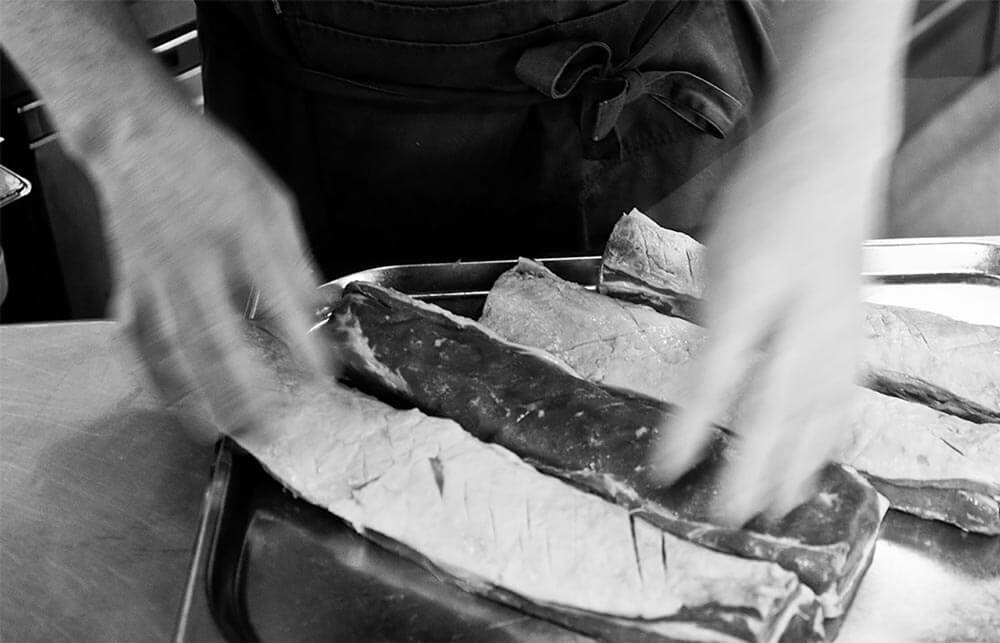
[516,41,745,160]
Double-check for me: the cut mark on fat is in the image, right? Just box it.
[349,472,384,494]
[628,514,644,586]
[489,506,499,544]
[895,309,933,350]
[939,437,966,457]
[660,531,669,575]
[429,455,445,496]
[683,246,697,282]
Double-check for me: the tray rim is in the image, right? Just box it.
[319,237,1000,294]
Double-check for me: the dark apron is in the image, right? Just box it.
[196,0,771,276]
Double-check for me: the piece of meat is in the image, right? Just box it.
[859,305,1000,424]
[600,208,707,324]
[599,210,1000,424]
[328,284,887,618]
[842,392,1000,534]
[479,260,1000,535]
[238,326,823,643]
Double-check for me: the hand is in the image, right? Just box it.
[94,108,332,441]
[647,0,911,524]
[650,108,890,525]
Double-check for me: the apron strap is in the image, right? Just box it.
[583,70,744,142]
[514,14,745,161]
[515,41,612,100]
[212,0,746,161]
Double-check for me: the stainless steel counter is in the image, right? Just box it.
[3,319,998,642]
[0,322,212,641]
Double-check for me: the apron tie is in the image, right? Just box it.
[516,40,745,160]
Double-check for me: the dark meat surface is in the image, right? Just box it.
[239,325,824,643]
[328,282,887,617]
[481,259,1000,535]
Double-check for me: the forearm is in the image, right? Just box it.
[766,1,914,146]
[1,1,195,170]
[731,1,915,242]
[772,1,914,80]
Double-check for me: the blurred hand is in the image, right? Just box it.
[95,109,331,441]
[647,0,910,524]
[650,107,890,525]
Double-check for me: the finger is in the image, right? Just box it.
[317,282,344,317]
[652,235,796,485]
[253,254,337,378]
[165,261,275,436]
[716,302,853,524]
[761,397,826,522]
[117,278,219,443]
[650,394,723,487]
[235,186,322,313]
[768,468,821,523]
[757,411,835,523]
[767,401,834,520]
[259,189,325,292]
[710,368,789,527]
[242,222,334,378]
[768,380,853,520]
[707,302,812,526]
[650,311,769,485]
[766,301,858,518]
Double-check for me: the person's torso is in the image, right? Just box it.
[196,0,768,275]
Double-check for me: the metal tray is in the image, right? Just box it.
[0,164,32,208]
[176,239,1000,643]
[316,238,1000,324]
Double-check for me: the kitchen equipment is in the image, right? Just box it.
[176,238,1000,642]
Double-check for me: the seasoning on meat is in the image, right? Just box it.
[237,325,823,643]
[328,284,887,618]
[480,259,1000,534]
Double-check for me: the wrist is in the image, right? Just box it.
[1,1,196,171]
[59,84,195,172]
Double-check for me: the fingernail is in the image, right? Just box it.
[712,501,751,529]
[648,419,699,486]
[769,478,816,522]
[710,497,737,528]
[712,480,759,528]
[648,453,683,486]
